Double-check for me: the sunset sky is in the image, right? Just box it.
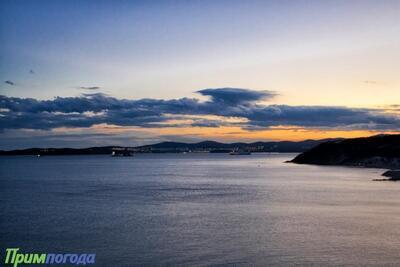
[0,0,399,149]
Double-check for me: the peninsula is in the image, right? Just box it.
[290,134,400,180]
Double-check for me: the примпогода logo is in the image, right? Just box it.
[3,248,95,266]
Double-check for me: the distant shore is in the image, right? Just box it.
[0,139,339,156]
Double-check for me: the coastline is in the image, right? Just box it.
[289,160,400,181]
[289,135,400,181]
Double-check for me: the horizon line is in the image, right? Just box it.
[2,133,399,151]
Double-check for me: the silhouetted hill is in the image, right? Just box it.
[0,138,339,155]
[290,134,400,169]
[135,139,339,153]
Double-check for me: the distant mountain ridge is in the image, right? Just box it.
[0,139,340,155]
[290,134,400,169]
[136,139,341,153]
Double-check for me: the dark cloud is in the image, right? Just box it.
[0,93,198,130]
[239,105,400,130]
[197,87,276,104]
[0,89,399,131]
[4,80,15,86]
[78,86,101,90]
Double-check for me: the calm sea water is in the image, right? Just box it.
[1,153,400,266]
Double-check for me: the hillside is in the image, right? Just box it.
[290,134,400,169]
[129,139,338,153]
[0,139,338,155]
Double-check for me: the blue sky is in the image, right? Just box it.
[0,0,399,148]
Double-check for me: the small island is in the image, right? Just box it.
[290,134,400,181]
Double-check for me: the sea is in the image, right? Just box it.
[1,153,400,266]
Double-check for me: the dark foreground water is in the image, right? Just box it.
[1,153,400,266]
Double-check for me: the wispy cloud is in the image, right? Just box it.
[78,86,101,90]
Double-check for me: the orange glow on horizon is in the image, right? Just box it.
[55,124,400,143]
[154,126,398,142]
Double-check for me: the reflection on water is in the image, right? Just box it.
[1,153,399,266]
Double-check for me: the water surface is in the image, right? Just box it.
[1,153,399,266]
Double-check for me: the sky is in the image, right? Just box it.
[0,0,399,149]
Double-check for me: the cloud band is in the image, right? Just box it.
[0,88,399,131]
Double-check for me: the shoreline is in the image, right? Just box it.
[375,170,400,181]
[289,161,400,181]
